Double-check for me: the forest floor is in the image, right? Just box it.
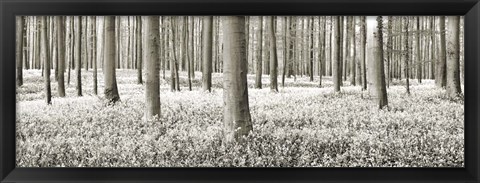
[16,69,464,167]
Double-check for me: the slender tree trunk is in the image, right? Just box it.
[41,16,52,104]
[282,16,289,87]
[92,17,98,95]
[446,16,462,98]
[373,16,388,108]
[16,16,25,86]
[74,16,83,96]
[104,16,120,103]
[137,16,143,84]
[349,16,356,86]
[145,16,161,118]
[269,16,279,92]
[333,16,341,93]
[222,16,253,143]
[360,16,367,90]
[56,16,66,97]
[202,16,213,92]
[436,16,447,88]
[255,16,263,89]
[404,17,411,95]
[416,16,422,83]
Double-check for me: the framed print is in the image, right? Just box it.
[1,0,479,182]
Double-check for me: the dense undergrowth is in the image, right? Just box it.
[16,70,464,167]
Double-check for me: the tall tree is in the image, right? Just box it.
[104,16,120,103]
[436,16,447,88]
[446,16,462,98]
[255,16,263,89]
[333,16,341,93]
[202,16,213,92]
[269,16,279,92]
[136,16,143,84]
[349,16,356,86]
[416,16,422,83]
[74,16,83,96]
[41,16,52,104]
[222,16,253,143]
[360,16,367,90]
[403,17,411,95]
[16,16,25,86]
[56,16,66,97]
[145,16,161,118]
[373,16,388,108]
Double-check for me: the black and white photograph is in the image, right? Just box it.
[15,15,464,167]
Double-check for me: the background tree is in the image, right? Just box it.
[104,16,120,103]
[136,16,143,84]
[145,16,161,118]
[403,17,411,95]
[416,16,422,84]
[446,16,462,98]
[41,16,52,104]
[222,16,253,143]
[255,16,263,89]
[372,16,388,108]
[333,16,341,93]
[360,16,367,90]
[56,16,66,97]
[74,16,83,96]
[202,16,213,92]
[16,16,24,86]
[436,16,447,88]
[269,16,279,92]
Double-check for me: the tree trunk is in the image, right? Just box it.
[137,16,143,84]
[222,16,253,143]
[269,16,279,92]
[104,16,121,103]
[404,17,411,95]
[74,16,82,96]
[92,17,98,95]
[360,16,367,90]
[416,16,422,83]
[255,16,263,89]
[371,16,388,109]
[436,16,447,88]
[202,16,213,92]
[446,16,462,98]
[16,16,24,86]
[41,16,52,104]
[56,16,66,97]
[333,16,341,93]
[349,16,356,86]
[145,16,161,119]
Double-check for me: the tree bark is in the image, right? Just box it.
[436,16,447,88]
[255,17,263,89]
[16,16,24,86]
[404,17,411,95]
[333,16,341,93]
[145,16,161,119]
[74,16,82,96]
[41,16,52,104]
[104,16,121,103]
[202,16,213,92]
[222,16,253,143]
[136,16,143,84]
[446,16,462,98]
[269,16,279,92]
[360,16,367,90]
[56,16,66,97]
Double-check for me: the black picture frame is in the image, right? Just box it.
[1,0,479,182]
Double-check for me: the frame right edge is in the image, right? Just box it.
[464,1,479,182]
